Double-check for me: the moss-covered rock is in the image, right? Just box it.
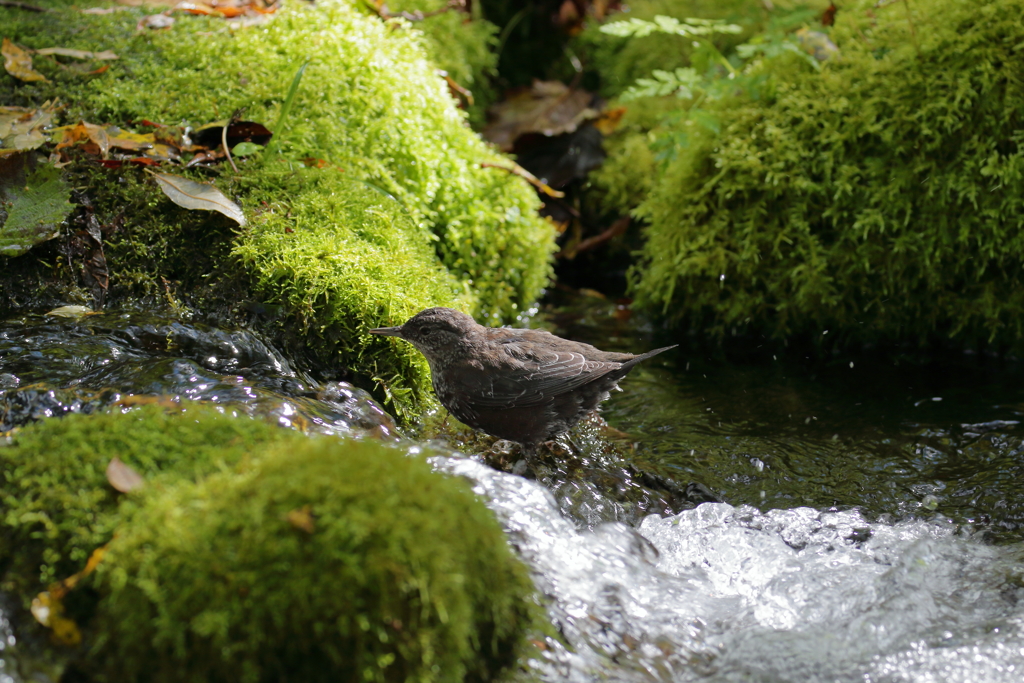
[0,0,555,412]
[0,403,304,589]
[89,435,536,683]
[0,404,537,681]
[626,0,1024,350]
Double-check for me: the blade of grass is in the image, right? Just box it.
[262,59,311,163]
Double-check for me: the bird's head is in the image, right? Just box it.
[369,307,477,359]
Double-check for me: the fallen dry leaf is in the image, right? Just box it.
[106,457,145,492]
[147,169,246,225]
[35,47,119,60]
[482,80,599,151]
[287,504,316,533]
[45,305,94,318]
[138,13,176,29]
[2,37,48,83]
[0,102,57,156]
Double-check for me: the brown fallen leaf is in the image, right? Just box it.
[106,456,145,492]
[482,80,599,151]
[286,504,316,533]
[147,170,246,225]
[2,37,48,83]
[53,121,111,157]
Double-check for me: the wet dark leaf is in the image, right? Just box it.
[483,80,599,151]
[191,120,272,149]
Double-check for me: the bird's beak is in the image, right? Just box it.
[369,325,404,338]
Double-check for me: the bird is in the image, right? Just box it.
[369,307,676,455]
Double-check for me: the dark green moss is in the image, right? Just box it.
[628,0,1024,351]
[87,431,537,683]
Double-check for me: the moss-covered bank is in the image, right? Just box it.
[598,0,1024,351]
[0,404,538,681]
[0,0,555,413]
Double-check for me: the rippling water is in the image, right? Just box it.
[3,302,1024,682]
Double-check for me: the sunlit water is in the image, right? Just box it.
[4,304,1024,681]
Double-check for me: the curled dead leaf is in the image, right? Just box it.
[106,456,145,492]
[2,37,48,83]
[147,170,246,226]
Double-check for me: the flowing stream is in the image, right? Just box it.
[2,299,1024,682]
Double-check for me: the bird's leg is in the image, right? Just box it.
[511,442,536,477]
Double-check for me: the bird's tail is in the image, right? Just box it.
[620,344,677,371]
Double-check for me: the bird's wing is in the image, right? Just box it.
[458,346,623,409]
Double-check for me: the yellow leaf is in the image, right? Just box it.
[2,38,48,83]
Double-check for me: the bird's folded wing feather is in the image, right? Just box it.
[459,348,622,408]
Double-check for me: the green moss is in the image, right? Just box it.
[233,170,470,411]
[88,431,536,683]
[0,0,555,410]
[0,403,301,589]
[587,97,676,217]
[388,0,500,125]
[629,0,1024,350]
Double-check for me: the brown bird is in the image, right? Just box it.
[370,307,675,453]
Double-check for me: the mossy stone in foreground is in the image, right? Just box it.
[631,0,1024,350]
[88,437,536,683]
[0,403,303,590]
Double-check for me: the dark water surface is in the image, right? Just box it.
[543,296,1024,543]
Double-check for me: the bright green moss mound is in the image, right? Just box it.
[89,435,536,683]
[0,403,303,589]
[234,172,470,411]
[0,0,554,409]
[632,0,1024,349]
[72,0,553,323]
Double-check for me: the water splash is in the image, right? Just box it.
[436,455,1024,683]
